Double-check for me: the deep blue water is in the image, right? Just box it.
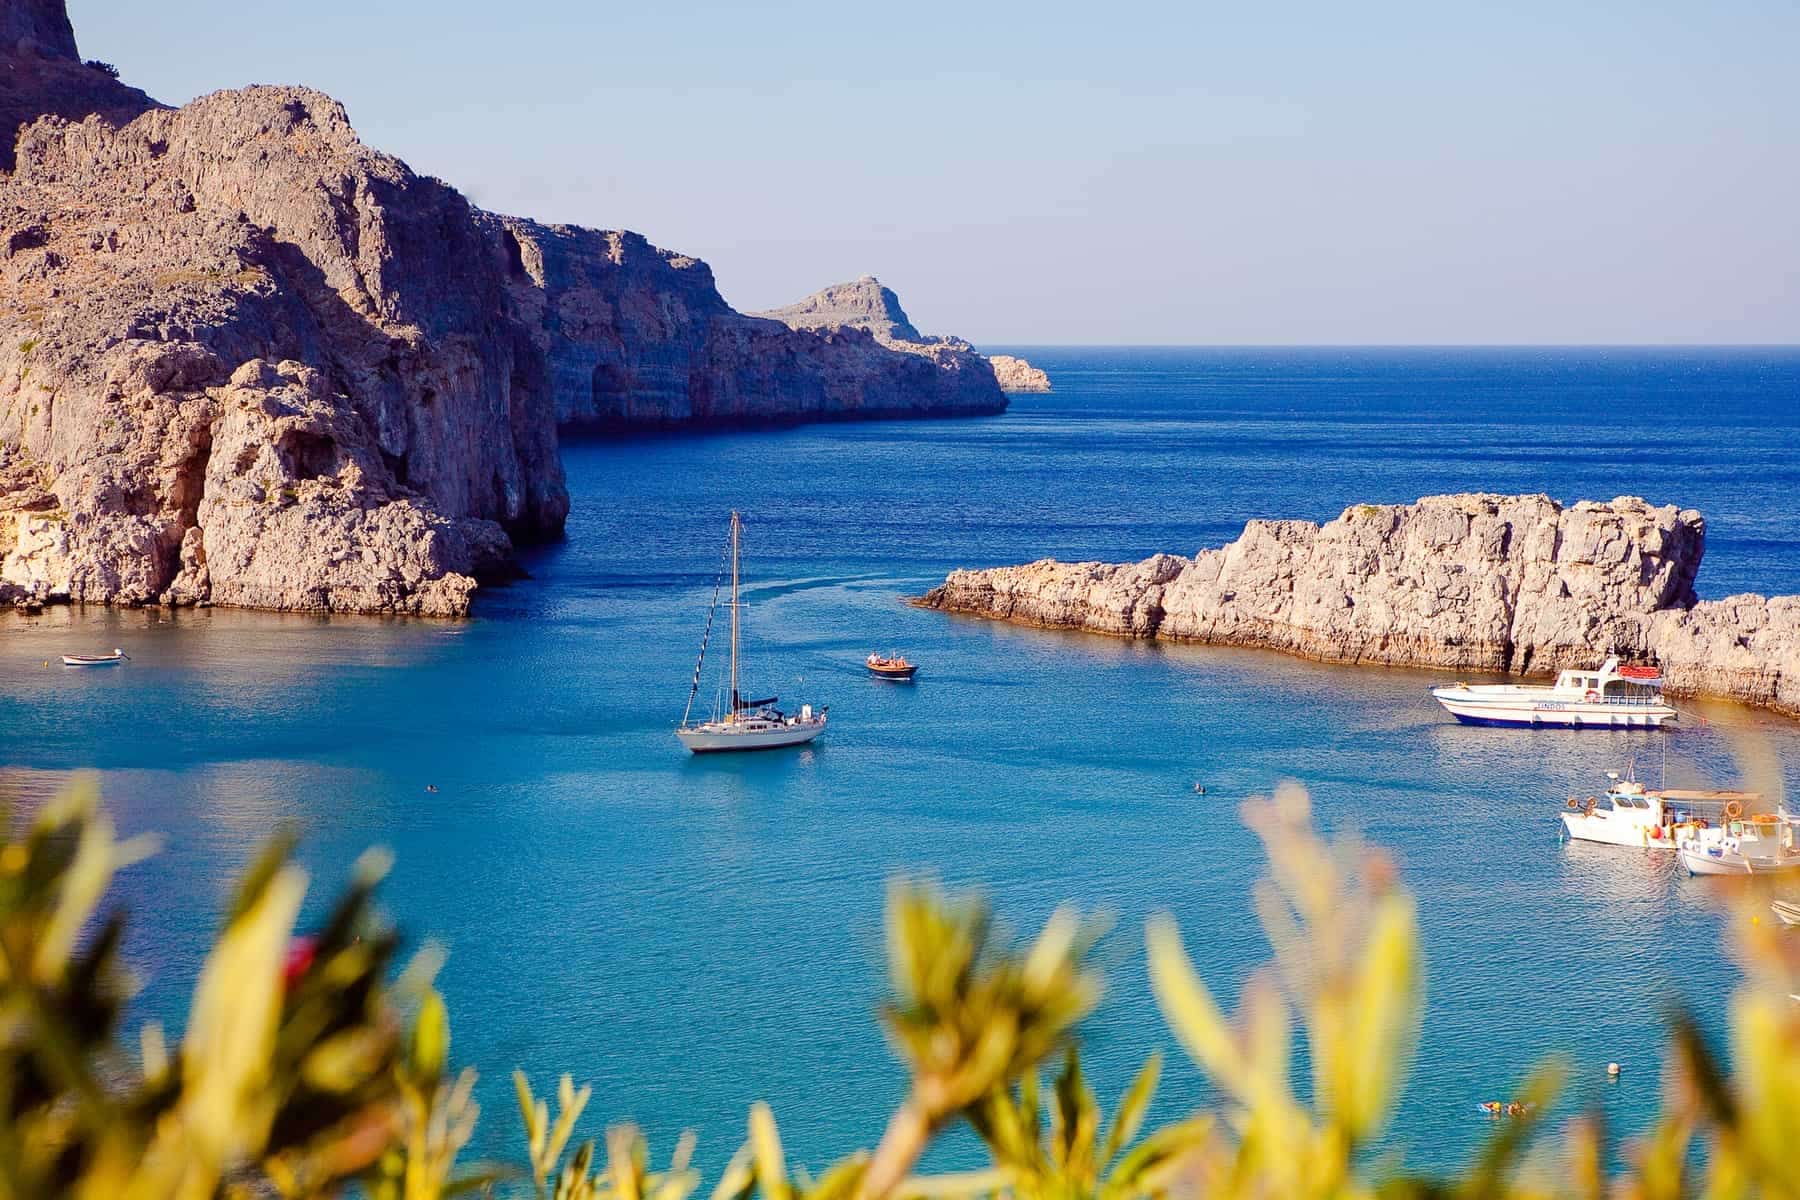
[3,347,1799,1178]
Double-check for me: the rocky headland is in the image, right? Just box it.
[753,276,1009,411]
[987,354,1051,393]
[0,4,1006,615]
[917,493,1800,718]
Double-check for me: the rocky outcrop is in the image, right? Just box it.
[1,1,1008,614]
[748,275,1008,418]
[494,233,1008,427]
[2,0,156,170]
[757,275,925,343]
[917,493,1800,718]
[988,355,1050,393]
[1,84,567,615]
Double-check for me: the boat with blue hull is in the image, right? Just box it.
[1431,657,1677,728]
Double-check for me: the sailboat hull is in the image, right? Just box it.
[676,719,826,753]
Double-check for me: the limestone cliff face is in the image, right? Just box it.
[1,0,155,170]
[748,276,1009,419]
[1,85,567,614]
[988,354,1051,393]
[919,494,1800,718]
[1,1,1008,614]
[757,275,924,342]
[491,229,1007,426]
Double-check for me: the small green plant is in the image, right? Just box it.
[2,778,1797,1199]
[16,339,37,355]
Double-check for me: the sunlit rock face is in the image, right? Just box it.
[1,3,1004,614]
[921,493,1798,718]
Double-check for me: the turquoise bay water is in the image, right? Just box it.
[3,347,1799,1172]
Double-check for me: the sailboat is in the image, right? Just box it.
[676,512,828,753]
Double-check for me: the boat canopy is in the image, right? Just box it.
[1617,664,1663,683]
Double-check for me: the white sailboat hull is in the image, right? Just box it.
[676,717,826,753]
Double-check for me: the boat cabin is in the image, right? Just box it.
[1551,657,1664,702]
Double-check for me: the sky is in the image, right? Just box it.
[71,0,1799,345]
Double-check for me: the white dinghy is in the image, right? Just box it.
[62,648,130,667]
[1431,657,1677,728]
[676,512,827,754]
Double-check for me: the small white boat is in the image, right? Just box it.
[1771,899,1800,927]
[62,648,129,667]
[1677,808,1800,876]
[1431,657,1677,728]
[676,512,827,754]
[1558,772,1755,851]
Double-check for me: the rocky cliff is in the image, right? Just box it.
[988,354,1051,393]
[502,239,1006,427]
[917,493,1800,718]
[1,2,1006,614]
[1,0,155,170]
[750,276,1008,417]
[1,84,566,615]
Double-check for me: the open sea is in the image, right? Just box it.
[3,346,1800,1175]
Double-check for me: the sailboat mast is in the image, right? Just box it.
[730,510,741,715]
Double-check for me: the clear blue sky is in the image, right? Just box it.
[72,0,1798,344]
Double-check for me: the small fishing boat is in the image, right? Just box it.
[865,653,917,681]
[61,648,129,667]
[1430,657,1677,728]
[676,512,827,754]
[1677,808,1800,876]
[1771,899,1800,927]
[1558,770,1757,851]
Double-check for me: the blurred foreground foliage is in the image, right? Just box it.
[2,779,1797,1199]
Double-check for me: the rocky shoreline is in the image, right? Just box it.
[0,3,1006,616]
[987,355,1051,393]
[916,493,1800,719]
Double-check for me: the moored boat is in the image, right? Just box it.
[1772,898,1800,927]
[676,512,827,754]
[1558,771,1754,850]
[1677,808,1800,876]
[61,648,129,667]
[1431,657,1677,728]
[865,653,917,680]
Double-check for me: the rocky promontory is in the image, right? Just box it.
[752,276,1008,414]
[917,493,1800,718]
[1,3,1006,614]
[988,355,1051,393]
[505,247,1006,428]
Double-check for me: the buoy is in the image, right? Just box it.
[1607,1062,1621,1077]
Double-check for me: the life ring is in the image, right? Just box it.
[1584,689,1601,703]
[1724,800,1743,821]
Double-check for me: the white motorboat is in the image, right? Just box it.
[1558,771,1756,851]
[1677,808,1800,876]
[62,648,129,667]
[1772,899,1800,927]
[1431,657,1677,728]
[676,512,827,754]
